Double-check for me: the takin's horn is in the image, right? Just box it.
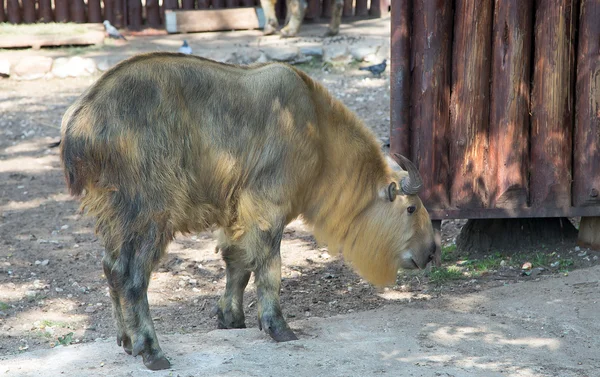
[393,154,423,195]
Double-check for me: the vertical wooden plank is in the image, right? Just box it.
[128,0,142,29]
[306,0,320,19]
[22,0,36,23]
[7,0,21,23]
[182,0,195,8]
[390,0,411,159]
[410,0,453,209]
[530,0,578,208]
[573,0,600,206]
[88,0,103,23]
[211,0,224,9]
[70,0,87,22]
[0,0,5,23]
[355,0,368,17]
[104,0,116,24]
[343,0,353,17]
[146,0,161,26]
[322,0,332,17]
[225,0,237,8]
[488,0,533,208]
[241,0,254,6]
[370,0,389,18]
[449,0,493,208]
[114,0,125,27]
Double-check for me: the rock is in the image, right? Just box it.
[0,59,10,78]
[530,267,544,278]
[52,56,96,78]
[521,262,532,270]
[13,56,54,80]
[300,46,323,57]
[231,48,262,65]
[323,45,351,64]
[85,306,96,313]
[255,53,269,64]
[50,58,70,78]
[264,47,299,62]
[350,45,381,61]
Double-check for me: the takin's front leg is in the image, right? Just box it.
[280,0,307,38]
[259,0,279,35]
[106,231,170,370]
[325,0,344,36]
[216,243,252,329]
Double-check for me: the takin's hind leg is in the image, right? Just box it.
[325,0,344,36]
[259,0,279,35]
[103,253,132,355]
[108,228,171,370]
[216,243,252,329]
[280,0,307,38]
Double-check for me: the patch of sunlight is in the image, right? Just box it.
[4,140,48,154]
[0,198,47,212]
[377,290,431,301]
[0,155,59,173]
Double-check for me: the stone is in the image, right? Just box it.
[0,59,10,78]
[13,56,53,80]
[231,48,262,65]
[264,47,299,62]
[350,45,381,61]
[323,45,351,64]
[299,46,323,57]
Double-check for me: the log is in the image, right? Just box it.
[530,0,577,208]
[104,0,115,24]
[306,0,320,19]
[22,0,36,23]
[343,0,353,17]
[410,0,453,209]
[183,0,196,9]
[355,0,368,17]
[165,8,263,33]
[128,0,143,30]
[488,0,533,208]
[449,0,494,208]
[390,0,411,158]
[88,0,103,22]
[573,0,600,207]
[70,0,87,23]
[7,0,21,24]
[146,0,162,27]
[113,0,125,27]
[578,217,600,250]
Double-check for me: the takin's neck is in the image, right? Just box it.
[301,92,391,255]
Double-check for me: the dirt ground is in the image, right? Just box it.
[1,19,600,377]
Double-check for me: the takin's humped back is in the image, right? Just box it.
[60,52,437,370]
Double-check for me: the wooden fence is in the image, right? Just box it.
[391,0,600,220]
[0,0,388,29]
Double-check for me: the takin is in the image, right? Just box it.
[59,52,437,370]
[260,0,343,37]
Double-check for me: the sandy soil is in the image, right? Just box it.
[1,20,599,376]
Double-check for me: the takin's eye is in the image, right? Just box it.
[407,205,416,214]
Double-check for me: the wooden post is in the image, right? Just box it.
[22,0,36,23]
[210,0,223,9]
[530,0,577,208]
[322,0,332,17]
[104,0,115,24]
[390,0,411,159]
[225,0,237,7]
[71,0,87,22]
[578,217,600,249]
[128,0,143,29]
[0,0,5,23]
[114,0,125,27]
[241,0,254,6]
[88,0,103,22]
[306,0,320,19]
[370,0,389,18]
[449,0,493,208]
[488,0,533,208]
[410,0,453,210]
[182,0,196,9]
[355,0,368,17]
[343,0,353,17]
[573,0,600,207]
[146,0,161,26]
[7,0,21,23]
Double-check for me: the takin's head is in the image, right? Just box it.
[339,154,437,287]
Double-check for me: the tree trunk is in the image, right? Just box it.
[456,218,578,253]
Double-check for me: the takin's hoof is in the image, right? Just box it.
[263,23,277,35]
[324,29,339,37]
[142,352,171,370]
[215,304,247,329]
[117,334,133,355]
[258,315,298,342]
[279,27,299,38]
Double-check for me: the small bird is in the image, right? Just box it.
[359,59,387,77]
[103,20,127,41]
[178,40,192,55]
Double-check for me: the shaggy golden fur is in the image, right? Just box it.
[60,52,435,369]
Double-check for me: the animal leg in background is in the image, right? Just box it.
[216,243,252,329]
[280,0,308,38]
[260,0,280,35]
[326,0,344,36]
[104,224,170,370]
